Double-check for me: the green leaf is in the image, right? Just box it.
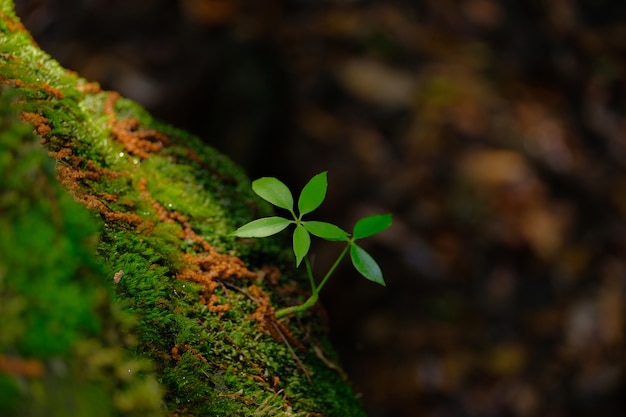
[293,224,311,267]
[298,171,327,216]
[230,217,291,238]
[350,244,385,286]
[353,213,392,240]
[303,221,349,241]
[252,177,294,211]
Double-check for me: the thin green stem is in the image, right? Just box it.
[304,256,316,292]
[274,243,351,319]
[315,244,349,295]
[275,292,318,318]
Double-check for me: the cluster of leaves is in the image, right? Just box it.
[232,172,391,317]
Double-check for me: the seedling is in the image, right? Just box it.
[231,171,391,318]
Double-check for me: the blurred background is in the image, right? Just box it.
[15,1,626,416]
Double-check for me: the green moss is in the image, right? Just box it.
[0,95,97,357]
[0,90,164,416]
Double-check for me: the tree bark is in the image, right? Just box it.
[0,2,365,415]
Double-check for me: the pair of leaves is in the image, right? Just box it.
[231,172,391,286]
[251,171,328,218]
[348,213,391,286]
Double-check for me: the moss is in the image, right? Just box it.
[0,90,164,416]
[1,2,367,416]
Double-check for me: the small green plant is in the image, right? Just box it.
[231,171,391,318]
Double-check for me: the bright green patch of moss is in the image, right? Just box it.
[0,89,164,417]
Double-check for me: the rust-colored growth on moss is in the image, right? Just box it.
[247,285,306,352]
[0,10,31,35]
[37,81,64,100]
[170,344,208,363]
[68,70,101,94]
[178,250,253,311]
[19,111,51,137]
[105,92,169,159]
[103,91,119,116]
[207,294,230,313]
[185,252,254,281]
[178,266,219,294]
[98,192,120,202]
[47,147,72,160]
[0,355,44,378]
[75,81,101,94]
[112,118,167,159]
[0,76,26,89]
[177,248,256,310]
[0,75,63,100]
[137,177,172,222]
[100,209,146,227]
[46,148,145,228]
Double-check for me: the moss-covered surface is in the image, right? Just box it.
[0,1,366,416]
[0,88,163,416]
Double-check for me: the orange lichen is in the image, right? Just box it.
[137,177,171,222]
[207,294,230,313]
[74,76,101,94]
[0,355,44,378]
[103,91,119,117]
[105,92,169,159]
[111,118,167,159]
[98,192,120,202]
[18,111,51,137]
[101,209,145,227]
[247,285,306,352]
[37,81,64,100]
[48,149,146,228]
[48,147,72,160]
[177,249,253,311]
[0,76,25,89]
[0,74,63,100]
[76,82,101,94]
[170,344,208,363]
[178,267,219,293]
[0,11,30,35]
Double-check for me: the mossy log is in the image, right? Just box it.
[0,2,365,416]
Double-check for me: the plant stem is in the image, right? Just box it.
[275,292,318,319]
[274,244,351,319]
[315,244,349,295]
[305,256,316,292]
